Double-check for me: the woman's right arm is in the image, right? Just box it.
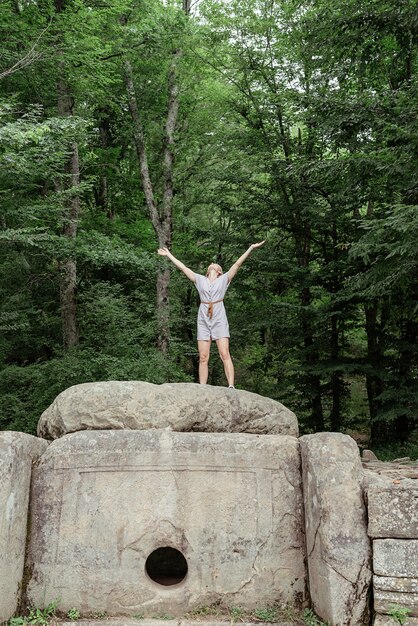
[157,247,196,282]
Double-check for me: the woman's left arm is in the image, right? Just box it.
[227,241,265,282]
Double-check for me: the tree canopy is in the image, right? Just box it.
[0,0,417,456]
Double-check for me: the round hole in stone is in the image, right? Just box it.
[145,546,188,586]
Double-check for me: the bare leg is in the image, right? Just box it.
[216,337,234,387]
[198,339,211,384]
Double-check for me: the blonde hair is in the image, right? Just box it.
[206,263,223,277]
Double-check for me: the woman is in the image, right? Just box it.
[157,241,265,387]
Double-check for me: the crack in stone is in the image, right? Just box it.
[323,557,356,585]
[308,517,321,558]
[233,535,271,594]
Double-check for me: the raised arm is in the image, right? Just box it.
[157,247,196,282]
[227,241,265,282]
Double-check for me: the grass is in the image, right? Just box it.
[8,601,59,626]
[8,601,330,625]
[185,603,320,624]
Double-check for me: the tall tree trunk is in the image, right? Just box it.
[365,303,384,443]
[124,48,181,354]
[329,315,343,431]
[97,108,113,219]
[329,220,343,431]
[297,232,324,431]
[57,74,80,350]
[394,317,417,441]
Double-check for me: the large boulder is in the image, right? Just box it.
[0,431,48,622]
[299,432,372,626]
[37,381,298,440]
[24,430,307,615]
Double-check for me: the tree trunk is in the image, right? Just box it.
[97,108,113,219]
[329,219,343,431]
[394,317,417,441]
[57,74,80,350]
[330,314,343,431]
[297,232,324,431]
[124,48,180,354]
[365,303,384,443]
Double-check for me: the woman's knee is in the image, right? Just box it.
[199,352,210,364]
[218,348,231,362]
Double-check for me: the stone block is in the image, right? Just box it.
[37,381,298,440]
[24,430,307,615]
[0,431,48,623]
[300,432,372,626]
[374,575,418,593]
[374,589,418,616]
[374,540,418,577]
[367,476,418,538]
[374,615,418,626]
[59,622,296,626]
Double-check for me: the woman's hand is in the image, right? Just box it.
[157,247,170,256]
[250,240,266,250]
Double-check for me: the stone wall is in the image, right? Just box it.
[0,382,416,626]
[363,462,418,626]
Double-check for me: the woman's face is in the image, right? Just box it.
[206,263,223,277]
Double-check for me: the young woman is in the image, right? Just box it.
[157,242,265,387]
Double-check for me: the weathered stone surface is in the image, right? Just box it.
[374,575,418,594]
[366,474,418,538]
[37,382,298,440]
[363,462,418,480]
[0,431,48,623]
[374,589,418,616]
[25,430,307,615]
[362,449,378,462]
[374,540,418,577]
[299,432,372,626]
[59,622,296,626]
[374,615,418,626]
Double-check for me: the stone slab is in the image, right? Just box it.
[363,463,418,480]
[374,589,418,616]
[24,430,307,615]
[374,575,418,593]
[374,539,418,577]
[0,431,48,623]
[58,622,295,626]
[367,475,418,538]
[58,618,295,626]
[374,615,418,626]
[300,432,372,626]
[36,381,298,440]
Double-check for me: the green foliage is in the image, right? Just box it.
[387,604,412,625]
[302,608,330,626]
[0,0,416,447]
[8,600,59,626]
[229,606,245,622]
[66,609,80,621]
[253,606,281,622]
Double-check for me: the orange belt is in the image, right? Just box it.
[201,299,223,319]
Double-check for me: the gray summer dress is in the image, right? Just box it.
[194,272,231,340]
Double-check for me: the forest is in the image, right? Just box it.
[0,0,417,456]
